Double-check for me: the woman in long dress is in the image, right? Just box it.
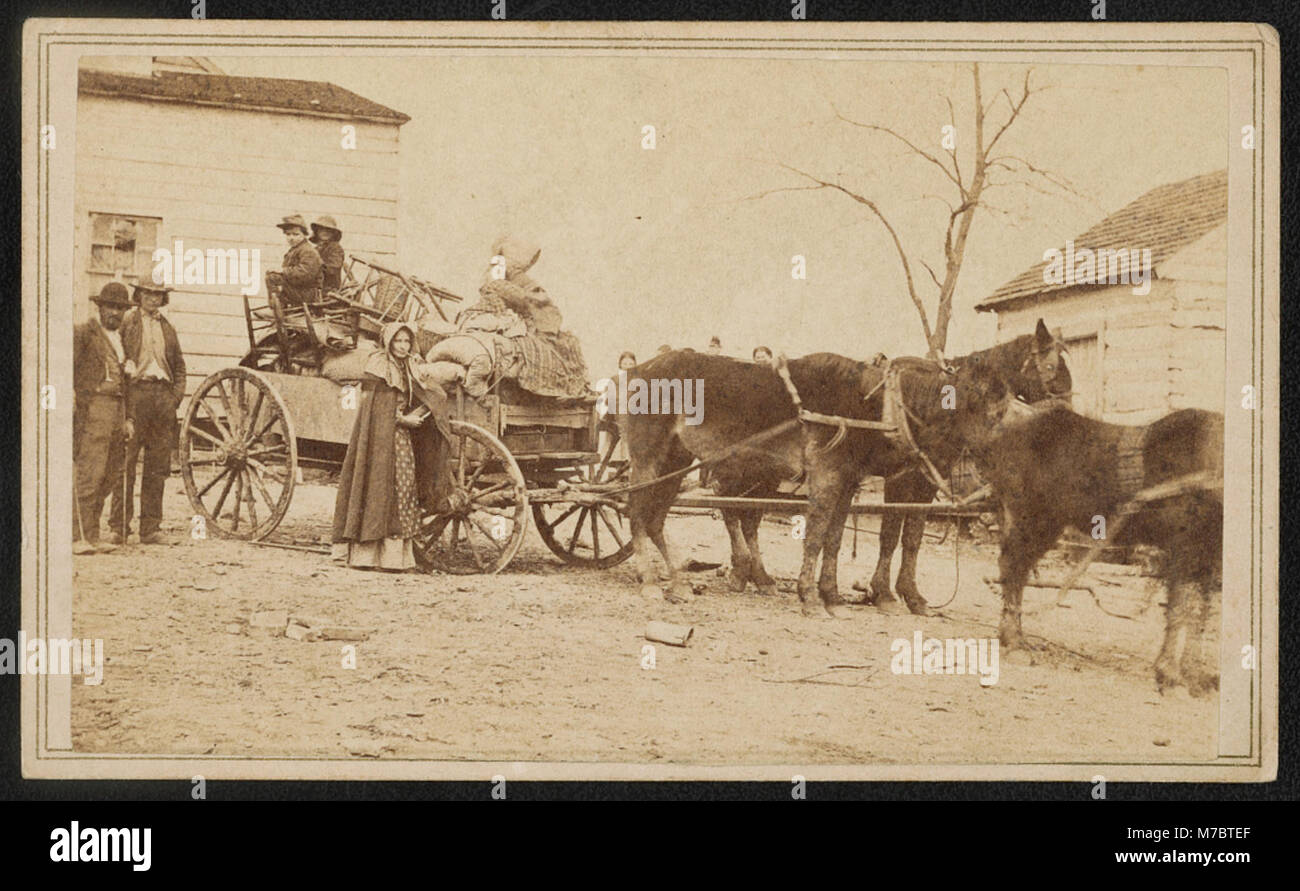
[331,322,451,571]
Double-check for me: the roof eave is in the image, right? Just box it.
[79,86,410,126]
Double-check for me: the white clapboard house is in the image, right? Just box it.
[974,169,1227,423]
[74,56,409,394]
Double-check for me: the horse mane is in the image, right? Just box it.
[786,352,872,419]
[958,334,1033,380]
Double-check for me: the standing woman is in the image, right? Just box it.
[332,322,452,571]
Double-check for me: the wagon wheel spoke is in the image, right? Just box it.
[230,468,245,530]
[472,479,513,500]
[245,465,277,517]
[596,505,627,550]
[464,461,487,493]
[195,395,234,442]
[566,507,591,554]
[590,509,600,560]
[466,514,506,563]
[196,466,232,499]
[241,469,260,529]
[247,444,289,461]
[212,379,236,435]
[250,409,284,445]
[211,468,238,519]
[241,385,265,448]
[188,425,227,450]
[539,502,582,533]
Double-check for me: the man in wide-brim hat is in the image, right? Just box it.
[274,214,323,305]
[72,281,136,554]
[309,215,345,293]
[110,277,187,545]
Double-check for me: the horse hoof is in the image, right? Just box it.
[1003,648,1035,667]
[801,602,829,619]
[826,603,850,620]
[757,583,779,599]
[665,581,694,604]
[1187,673,1220,698]
[639,584,665,601]
[726,568,749,593]
[903,597,931,617]
[999,631,1026,651]
[875,597,909,616]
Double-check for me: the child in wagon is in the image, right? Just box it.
[310,215,346,293]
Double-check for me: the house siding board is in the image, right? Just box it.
[74,93,403,397]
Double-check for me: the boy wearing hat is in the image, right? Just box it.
[111,279,187,545]
[72,282,135,554]
[274,214,323,306]
[310,215,345,293]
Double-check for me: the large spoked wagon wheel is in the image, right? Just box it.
[180,367,297,541]
[532,426,634,569]
[415,420,528,575]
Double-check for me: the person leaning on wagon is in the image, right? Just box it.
[310,215,345,293]
[332,322,454,572]
[109,279,187,546]
[274,214,323,306]
[72,282,135,555]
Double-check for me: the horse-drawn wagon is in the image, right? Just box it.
[177,256,634,574]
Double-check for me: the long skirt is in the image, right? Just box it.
[332,426,421,570]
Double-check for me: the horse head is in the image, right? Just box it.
[1015,318,1073,406]
[947,360,1016,449]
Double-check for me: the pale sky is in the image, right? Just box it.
[227,55,1226,375]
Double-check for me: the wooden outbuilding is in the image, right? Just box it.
[975,170,1227,423]
[74,56,409,395]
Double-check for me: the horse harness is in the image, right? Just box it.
[773,355,958,499]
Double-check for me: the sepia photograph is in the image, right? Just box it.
[20,19,1278,782]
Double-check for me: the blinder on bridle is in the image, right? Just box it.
[1020,334,1073,403]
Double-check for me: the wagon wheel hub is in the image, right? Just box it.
[446,489,472,514]
[221,442,248,467]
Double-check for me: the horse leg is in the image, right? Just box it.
[815,480,858,618]
[741,502,779,598]
[1154,576,1198,695]
[721,508,753,593]
[1180,581,1220,697]
[997,508,1054,650]
[894,474,938,615]
[861,505,901,606]
[1154,540,1220,696]
[796,459,851,618]
[627,436,690,601]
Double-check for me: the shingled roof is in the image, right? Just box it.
[975,169,1227,311]
[78,69,410,125]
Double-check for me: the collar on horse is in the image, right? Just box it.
[773,354,955,498]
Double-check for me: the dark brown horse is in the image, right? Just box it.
[619,340,1038,617]
[950,391,1225,695]
[619,320,1069,615]
[856,320,1072,613]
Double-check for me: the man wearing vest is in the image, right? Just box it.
[72,282,135,554]
[109,279,187,545]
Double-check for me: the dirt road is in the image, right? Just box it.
[71,479,1216,769]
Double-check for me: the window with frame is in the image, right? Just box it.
[87,212,161,297]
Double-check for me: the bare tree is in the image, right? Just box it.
[754,63,1080,358]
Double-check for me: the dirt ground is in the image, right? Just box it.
[70,477,1218,768]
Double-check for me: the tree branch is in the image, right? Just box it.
[775,161,934,344]
[831,104,962,191]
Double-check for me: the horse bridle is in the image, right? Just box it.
[1021,336,1073,402]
